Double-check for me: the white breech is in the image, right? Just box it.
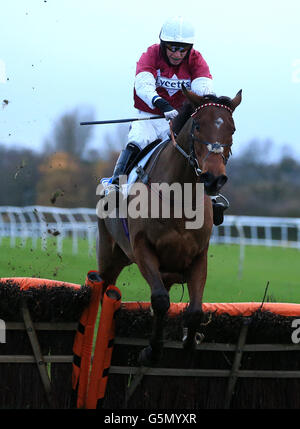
[127,109,170,150]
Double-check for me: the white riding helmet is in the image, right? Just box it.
[159,16,195,44]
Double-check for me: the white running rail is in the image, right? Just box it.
[210,215,300,249]
[1,206,300,255]
[0,206,98,255]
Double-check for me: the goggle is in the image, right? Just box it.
[165,43,191,53]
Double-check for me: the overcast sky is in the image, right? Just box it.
[1,0,300,161]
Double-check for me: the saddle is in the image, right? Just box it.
[99,138,168,196]
[124,139,162,176]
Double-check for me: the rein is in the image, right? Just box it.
[169,126,202,176]
[170,102,233,176]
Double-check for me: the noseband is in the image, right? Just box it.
[170,102,233,176]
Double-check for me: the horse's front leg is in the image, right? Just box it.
[133,234,170,366]
[183,245,209,349]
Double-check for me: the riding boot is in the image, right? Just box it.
[111,143,140,187]
[211,194,230,226]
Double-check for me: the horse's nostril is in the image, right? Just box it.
[201,173,228,195]
[217,175,228,189]
[199,172,212,184]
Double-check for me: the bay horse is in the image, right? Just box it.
[96,86,242,365]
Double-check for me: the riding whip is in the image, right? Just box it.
[80,115,164,126]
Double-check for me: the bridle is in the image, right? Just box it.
[170,102,233,177]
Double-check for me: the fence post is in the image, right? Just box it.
[224,319,249,409]
[21,300,55,408]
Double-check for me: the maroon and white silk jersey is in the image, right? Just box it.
[134,44,213,115]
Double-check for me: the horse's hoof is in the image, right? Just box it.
[138,346,153,366]
[182,337,195,350]
[138,346,161,367]
[182,330,205,350]
[195,332,205,344]
[151,292,170,315]
[182,327,194,350]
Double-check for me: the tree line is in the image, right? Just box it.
[0,108,299,217]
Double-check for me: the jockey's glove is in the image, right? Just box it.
[152,96,178,120]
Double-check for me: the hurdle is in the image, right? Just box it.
[1,274,300,409]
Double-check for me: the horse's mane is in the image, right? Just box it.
[171,101,194,135]
[172,94,233,135]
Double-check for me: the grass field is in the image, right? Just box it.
[0,237,300,303]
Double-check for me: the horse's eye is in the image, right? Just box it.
[195,124,200,131]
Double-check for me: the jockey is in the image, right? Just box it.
[107,16,229,225]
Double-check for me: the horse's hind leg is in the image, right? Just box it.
[97,219,130,287]
[133,234,170,365]
[183,245,209,349]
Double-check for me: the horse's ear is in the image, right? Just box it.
[181,82,189,96]
[181,83,204,106]
[231,89,242,111]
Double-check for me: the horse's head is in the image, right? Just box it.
[181,86,242,195]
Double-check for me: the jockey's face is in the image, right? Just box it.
[166,46,189,66]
